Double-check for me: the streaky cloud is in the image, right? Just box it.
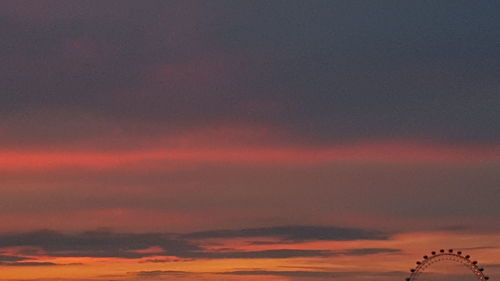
[0,229,199,259]
[220,270,407,278]
[184,225,388,241]
[344,248,401,255]
[1,261,58,266]
[0,226,393,260]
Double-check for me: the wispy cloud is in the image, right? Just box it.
[184,225,388,241]
[134,270,189,277]
[344,248,401,255]
[2,262,58,266]
[220,270,407,278]
[186,249,334,259]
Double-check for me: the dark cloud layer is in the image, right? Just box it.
[0,255,26,262]
[344,248,400,256]
[0,255,59,266]
[3,262,58,266]
[0,226,393,260]
[134,270,188,277]
[184,225,387,241]
[132,270,407,279]
[1,1,499,146]
[187,249,333,259]
[221,270,338,278]
[220,270,406,278]
[0,230,199,259]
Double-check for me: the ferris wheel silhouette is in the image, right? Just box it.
[406,249,490,281]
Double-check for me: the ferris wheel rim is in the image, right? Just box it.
[406,249,489,281]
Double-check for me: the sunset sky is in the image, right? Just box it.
[0,1,499,281]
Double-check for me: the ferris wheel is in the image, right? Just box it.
[406,249,490,281]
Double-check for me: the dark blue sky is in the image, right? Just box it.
[1,0,499,146]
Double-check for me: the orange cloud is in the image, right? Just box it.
[0,140,497,172]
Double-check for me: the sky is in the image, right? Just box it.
[0,1,499,281]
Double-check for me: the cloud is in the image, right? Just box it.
[220,270,406,278]
[184,225,388,241]
[0,255,26,262]
[0,229,199,259]
[195,248,401,259]
[134,270,189,277]
[220,270,338,278]
[2,262,58,266]
[0,141,494,174]
[0,226,392,260]
[187,249,334,259]
[344,248,401,255]
[132,269,408,280]
[140,258,189,263]
[0,255,60,266]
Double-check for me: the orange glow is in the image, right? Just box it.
[0,140,497,171]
